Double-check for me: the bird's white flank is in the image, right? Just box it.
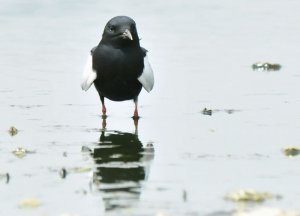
[81,54,97,91]
[138,54,154,92]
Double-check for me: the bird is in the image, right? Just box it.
[81,16,154,121]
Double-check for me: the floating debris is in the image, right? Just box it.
[18,198,40,208]
[202,108,212,115]
[252,62,281,71]
[12,148,27,158]
[232,207,300,216]
[12,148,36,158]
[59,168,67,179]
[225,190,279,202]
[201,108,240,116]
[8,126,18,136]
[283,147,300,157]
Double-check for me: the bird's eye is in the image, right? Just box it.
[108,25,115,32]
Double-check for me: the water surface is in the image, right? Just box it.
[1,0,300,215]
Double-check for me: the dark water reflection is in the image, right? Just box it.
[91,130,154,211]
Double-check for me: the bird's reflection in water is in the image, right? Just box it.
[91,129,154,211]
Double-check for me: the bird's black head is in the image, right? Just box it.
[101,16,140,48]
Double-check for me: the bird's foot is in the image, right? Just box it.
[132,115,140,120]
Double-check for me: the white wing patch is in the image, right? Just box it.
[138,54,154,92]
[81,54,97,91]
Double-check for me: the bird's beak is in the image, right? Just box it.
[122,29,133,40]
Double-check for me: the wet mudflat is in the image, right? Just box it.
[1,0,300,215]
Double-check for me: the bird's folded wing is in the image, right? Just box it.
[138,54,154,92]
[81,54,97,91]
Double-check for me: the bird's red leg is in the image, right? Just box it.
[101,104,107,129]
[100,95,107,117]
[134,103,138,119]
[100,95,107,129]
[133,98,139,119]
[102,104,107,116]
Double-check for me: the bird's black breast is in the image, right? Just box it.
[92,44,145,101]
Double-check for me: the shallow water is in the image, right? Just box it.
[1,0,300,215]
